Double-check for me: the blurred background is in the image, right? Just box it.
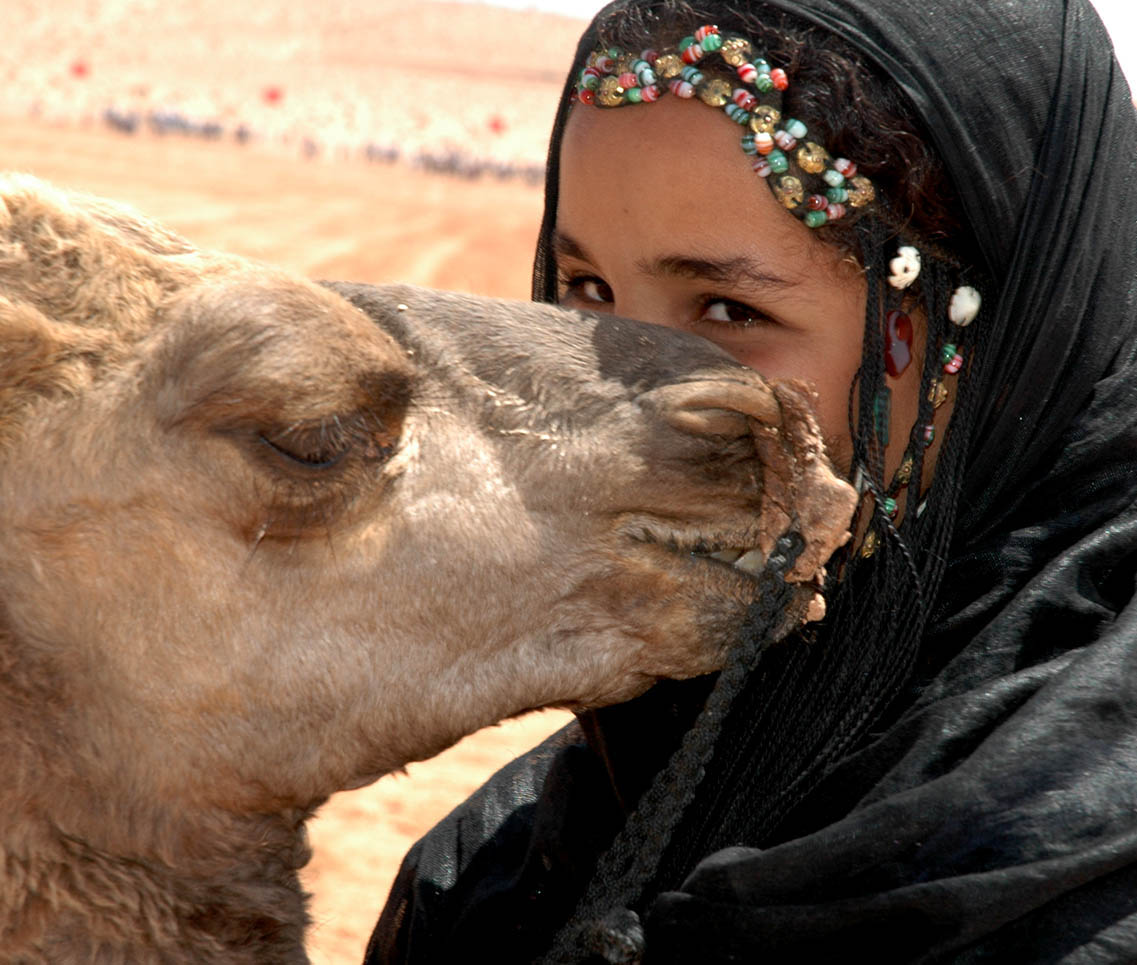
[2,0,1132,961]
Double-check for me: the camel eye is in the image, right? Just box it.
[259,429,348,470]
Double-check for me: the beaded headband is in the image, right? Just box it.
[573,24,876,229]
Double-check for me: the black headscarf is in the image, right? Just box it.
[366,1,1137,961]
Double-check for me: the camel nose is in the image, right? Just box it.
[642,377,782,439]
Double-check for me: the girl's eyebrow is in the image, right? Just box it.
[637,254,795,290]
[552,230,793,290]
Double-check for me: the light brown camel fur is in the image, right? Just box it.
[0,173,857,963]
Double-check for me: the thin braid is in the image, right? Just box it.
[541,535,807,965]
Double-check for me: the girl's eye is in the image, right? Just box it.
[697,298,772,328]
[563,275,614,305]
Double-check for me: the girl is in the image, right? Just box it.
[367,1,1137,961]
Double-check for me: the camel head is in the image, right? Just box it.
[0,174,856,962]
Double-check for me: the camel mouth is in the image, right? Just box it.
[630,525,781,583]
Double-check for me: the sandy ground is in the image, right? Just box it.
[1,91,576,965]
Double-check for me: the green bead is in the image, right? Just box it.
[753,58,770,73]
[804,209,828,229]
[941,343,958,364]
[580,72,599,90]
[754,74,774,92]
[823,168,846,188]
[826,186,849,203]
[608,47,621,58]
[882,496,898,516]
[767,149,789,173]
[624,87,642,103]
[701,33,723,52]
[678,35,695,51]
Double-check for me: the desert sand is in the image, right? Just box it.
[3,1,592,961]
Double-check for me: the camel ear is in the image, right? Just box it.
[642,378,782,438]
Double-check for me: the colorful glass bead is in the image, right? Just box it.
[949,286,981,326]
[881,496,898,517]
[597,76,625,106]
[642,49,660,65]
[834,157,857,178]
[737,62,758,84]
[724,102,749,123]
[943,350,964,374]
[885,310,914,377]
[784,118,808,139]
[823,169,846,188]
[640,84,661,102]
[624,87,643,103]
[632,61,655,85]
[774,130,797,151]
[669,78,695,98]
[773,175,804,208]
[654,53,683,78]
[678,35,695,51]
[698,78,732,106]
[767,149,789,174]
[681,43,704,64]
[796,142,828,174]
[580,66,601,89]
[753,131,774,154]
[577,88,595,106]
[753,57,771,74]
[595,54,615,72]
[720,36,752,66]
[680,65,705,84]
[826,186,849,203]
[618,71,638,89]
[826,202,847,221]
[741,133,758,155]
[806,194,828,211]
[770,67,789,90]
[732,89,757,111]
[923,425,936,447]
[928,379,949,408]
[754,73,774,93]
[701,33,723,52]
[804,210,827,228]
[694,24,719,42]
[752,157,772,177]
[847,175,876,207]
[749,105,781,134]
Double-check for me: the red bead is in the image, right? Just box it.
[807,194,827,210]
[732,89,757,111]
[737,63,757,84]
[774,130,797,150]
[643,49,659,65]
[669,79,695,98]
[618,71,638,88]
[681,43,704,64]
[834,157,857,178]
[640,84,660,102]
[578,88,595,106]
[770,67,789,90]
[944,352,964,374]
[752,157,772,177]
[884,310,914,378]
[596,55,614,72]
[826,202,847,221]
[694,24,720,42]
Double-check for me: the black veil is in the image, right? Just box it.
[371,1,1137,960]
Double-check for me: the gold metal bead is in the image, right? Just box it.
[720,36,753,66]
[697,78,732,106]
[928,379,949,409]
[847,175,876,207]
[597,75,625,107]
[860,528,880,558]
[654,53,683,79]
[749,105,781,134]
[615,53,637,75]
[895,454,914,485]
[773,175,804,209]
[797,141,829,174]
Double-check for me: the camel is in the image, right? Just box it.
[0,174,857,963]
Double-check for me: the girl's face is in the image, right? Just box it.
[556,95,924,478]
